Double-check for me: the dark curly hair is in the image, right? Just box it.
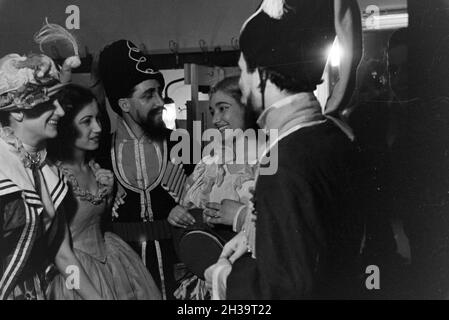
[48,84,98,162]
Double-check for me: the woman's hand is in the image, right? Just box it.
[220,231,248,264]
[203,200,245,226]
[94,166,114,195]
[167,205,195,228]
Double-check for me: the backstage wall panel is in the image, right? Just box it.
[358,0,406,10]
[0,0,409,57]
[0,0,260,56]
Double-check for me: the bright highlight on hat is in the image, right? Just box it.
[329,39,342,67]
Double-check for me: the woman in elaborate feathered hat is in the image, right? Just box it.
[0,22,102,300]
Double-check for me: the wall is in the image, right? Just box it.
[0,0,260,57]
[358,0,406,11]
[0,0,407,57]
[1,0,409,132]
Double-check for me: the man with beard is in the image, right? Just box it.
[98,40,189,300]
[207,0,364,299]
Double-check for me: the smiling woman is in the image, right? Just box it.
[0,53,103,300]
[209,76,258,133]
[48,84,99,161]
[46,84,162,300]
[167,76,260,300]
[72,101,102,151]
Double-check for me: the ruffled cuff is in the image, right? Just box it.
[232,204,247,232]
[211,259,232,300]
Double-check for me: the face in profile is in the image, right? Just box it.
[209,90,245,134]
[238,54,263,117]
[73,100,102,151]
[127,79,166,139]
[238,54,252,106]
[21,98,65,144]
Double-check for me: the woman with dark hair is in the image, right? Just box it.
[47,84,161,300]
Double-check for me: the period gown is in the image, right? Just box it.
[47,161,161,300]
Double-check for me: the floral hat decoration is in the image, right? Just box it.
[0,19,81,112]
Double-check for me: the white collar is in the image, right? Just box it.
[256,93,312,128]
[257,93,354,141]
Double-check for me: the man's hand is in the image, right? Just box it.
[167,205,196,228]
[203,200,245,226]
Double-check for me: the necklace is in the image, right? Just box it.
[0,126,46,169]
[58,160,108,205]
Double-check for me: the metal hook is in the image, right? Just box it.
[231,37,239,50]
[199,39,209,64]
[169,40,179,66]
[169,40,179,53]
[199,39,208,52]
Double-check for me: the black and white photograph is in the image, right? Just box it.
[0,0,448,305]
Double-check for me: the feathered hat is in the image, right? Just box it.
[0,53,63,112]
[0,19,80,112]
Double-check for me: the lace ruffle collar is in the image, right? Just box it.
[0,126,47,169]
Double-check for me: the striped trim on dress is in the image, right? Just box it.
[0,202,38,299]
